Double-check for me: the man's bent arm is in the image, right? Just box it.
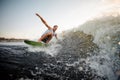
[55,34,58,40]
[36,13,52,29]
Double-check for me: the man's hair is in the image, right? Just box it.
[53,25,58,27]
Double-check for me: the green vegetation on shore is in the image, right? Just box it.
[0,37,25,42]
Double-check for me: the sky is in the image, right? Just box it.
[0,0,120,39]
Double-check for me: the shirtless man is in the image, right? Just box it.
[36,13,58,43]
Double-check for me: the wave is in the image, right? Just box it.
[58,15,120,80]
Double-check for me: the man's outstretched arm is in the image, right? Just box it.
[36,13,52,29]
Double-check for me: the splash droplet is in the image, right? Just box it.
[78,66,83,71]
[118,42,120,45]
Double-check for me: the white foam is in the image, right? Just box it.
[27,42,62,57]
[78,16,120,80]
[118,42,120,45]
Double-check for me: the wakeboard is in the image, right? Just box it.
[24,40,48,47]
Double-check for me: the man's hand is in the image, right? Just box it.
[36,13,38,16]
[36,13,41,17]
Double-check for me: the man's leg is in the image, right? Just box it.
[38,32,52,42]
[46,35,53,43]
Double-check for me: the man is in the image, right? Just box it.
[36,13,58,43]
